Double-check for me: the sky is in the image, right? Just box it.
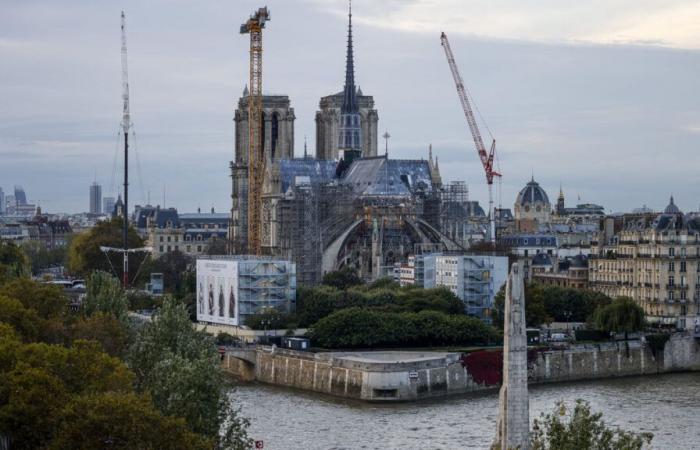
[1,0,699,214]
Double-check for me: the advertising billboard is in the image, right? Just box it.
[196,259,239,326]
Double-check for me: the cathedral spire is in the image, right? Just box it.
[337,0,362,157]
[341,0,358,114]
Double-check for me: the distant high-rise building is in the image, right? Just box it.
[0,187,4,215]
[89,182,102,214]
[103,196,116,215]
[14,186,27,206]
[5,195,16,215]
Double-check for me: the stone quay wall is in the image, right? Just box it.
[222,333,700,402]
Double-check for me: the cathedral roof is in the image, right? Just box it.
[516,178,550,206]
[341,156,433,197]
[279,159,337,193]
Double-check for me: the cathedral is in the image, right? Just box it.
[230,4,462,285]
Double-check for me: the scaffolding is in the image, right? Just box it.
[278,180,321,286]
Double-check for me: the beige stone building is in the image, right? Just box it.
[514,178,551,232]
[589,197,700,328]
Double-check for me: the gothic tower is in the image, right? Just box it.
[315,2,378,160]
[230,89,295,253]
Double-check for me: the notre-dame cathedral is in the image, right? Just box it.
[229,4,461,286]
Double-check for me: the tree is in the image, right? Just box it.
[594,297,645,340]
[205,238,228,256]
[0,295,41,342]
[0,278,68,321]
[21,240,68,275]
[127,297,252,447]
[530,399,653,449]
[67,218,145,280]
[246,307,297,330]
[71,313,130,357]
[150,250,192,294]
[48,392,212,450]
[82,271,129,321]
[0,241,30,282]
[493,284,550,329]
[322,267,363,290]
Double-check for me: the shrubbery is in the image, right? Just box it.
[297,282,464,327]
[309,308,497,348]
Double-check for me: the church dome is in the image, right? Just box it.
[516,178,550,207]
[664,196,681,214]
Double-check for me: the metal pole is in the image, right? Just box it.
[123,131,129,287]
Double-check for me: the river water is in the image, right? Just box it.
[232,372,700,450]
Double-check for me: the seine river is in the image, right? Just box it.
[232,372,700,450]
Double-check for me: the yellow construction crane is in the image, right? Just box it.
[240,7,270,255]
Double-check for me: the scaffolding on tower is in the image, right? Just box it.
[240,7,270,256]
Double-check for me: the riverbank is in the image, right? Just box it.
[222,333,700,401]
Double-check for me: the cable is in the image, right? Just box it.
[131,126,147,205]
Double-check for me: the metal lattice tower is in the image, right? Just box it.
[240,7,270,255]
[120,11,131,286]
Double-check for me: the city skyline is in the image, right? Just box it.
[1,0,699,214]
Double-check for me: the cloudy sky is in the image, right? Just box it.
[1,0,699,214]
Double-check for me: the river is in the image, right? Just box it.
[232,372,700,450]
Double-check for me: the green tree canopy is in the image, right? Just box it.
[531,399,653,449]
[128,297,252,446]
[82,271,129,321]
[0,241,30,282]
[594,297,645,338]
[321,267,363,290]
[67,218,144,279]
[310,307,497,348]
[48,392,212,450]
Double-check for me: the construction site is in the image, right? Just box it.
[229,5,499,286]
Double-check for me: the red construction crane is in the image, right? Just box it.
[440,32,501,244]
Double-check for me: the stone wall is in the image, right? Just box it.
[222,334,700,402]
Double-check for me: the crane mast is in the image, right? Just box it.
[240,7,269,256]
[440,32,500,244]
[121,11,131,286]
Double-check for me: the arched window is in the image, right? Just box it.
[271,112,279,159]
[260,111,266,160]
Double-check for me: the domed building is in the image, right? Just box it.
[514,177,552,232]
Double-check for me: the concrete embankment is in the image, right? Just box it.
[222,333,700,402]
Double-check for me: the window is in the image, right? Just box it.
[159,236,164,242]
[669,290,674,301]
[186,245,191,252]
[197,245,202,252]
[669,275,675,286]
[167,245,171,252]
[159,246,163,252]
[681,261,687,273]
[669,261,675,271]
[175,236,179,242]
[167,236,171,242]
[681,247,686,257]
[175,246,179,251]
[669,247,675,257]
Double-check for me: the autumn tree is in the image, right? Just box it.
[531,399,653,449]
[67,217,145,280]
